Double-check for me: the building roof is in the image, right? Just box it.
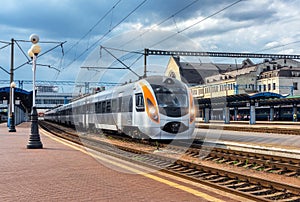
[178,61,241,85]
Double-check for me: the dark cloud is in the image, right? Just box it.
[223,7,277,22]
[0,0,299,85]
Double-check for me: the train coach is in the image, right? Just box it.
[44,76,196,139]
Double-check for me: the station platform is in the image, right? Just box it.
[197,120,300,135]
[0,122,245,202]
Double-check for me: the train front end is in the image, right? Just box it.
[137,76,196,139]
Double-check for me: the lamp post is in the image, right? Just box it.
[27,34,43,149]
[8,81,16,132]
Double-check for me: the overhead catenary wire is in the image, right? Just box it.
[14,41,67,71]
[63,0,147,69]
[64,0,122,56]
[119,0,200,48]
[258,40,300,52]
[150,0,244,48]
[97,0,244,76]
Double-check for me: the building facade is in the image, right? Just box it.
[165,56,300,122]
[185,58,300,98]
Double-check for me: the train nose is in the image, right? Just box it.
[161,121,188,134]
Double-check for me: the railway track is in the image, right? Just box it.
[197,123,300,135]
[165,143,300,178]
[40,121,300,201]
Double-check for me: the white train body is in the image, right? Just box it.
[44,76,196,139]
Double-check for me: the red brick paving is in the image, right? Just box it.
[0,122,239,202]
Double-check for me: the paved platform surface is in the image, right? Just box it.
[198,120,300,129]
[0,122,244,202]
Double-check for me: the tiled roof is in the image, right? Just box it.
[179,62,240,85]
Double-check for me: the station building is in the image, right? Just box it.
[165,56,300,123]
[0,85,74,124]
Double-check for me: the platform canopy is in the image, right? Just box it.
[196,92,296,108]
[249,92,284,99]
[0,87,32,111]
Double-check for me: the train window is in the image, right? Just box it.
[293,82,298,90]
[118,97,122,112]
[79,105,85,114]
[121,96,130,112]
[106,101,111,113]
[111,99,117,113]
[135,93,144,112]
[129,97,133,112]
[101,101,106,113]
[95,102,101,113]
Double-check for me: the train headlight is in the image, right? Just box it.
[140,82,160,123]
[147,99,159,122]
[189,91,195,123]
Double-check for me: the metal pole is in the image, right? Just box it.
[8,39,16,132]
[27,53,43,149]
[144,49,147,78]
[32,55,36,107]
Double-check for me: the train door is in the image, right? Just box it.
[116,93,123,132]
[83,101,88,128]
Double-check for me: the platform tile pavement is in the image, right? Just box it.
[0,122,235,202]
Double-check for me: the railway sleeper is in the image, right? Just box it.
[227,182,248,189]
[270,169,285,174]
[217,179,239,186]
[278,195,300,202]
[208,176,229,183]
[171,166,188,172]
[284,171,297,177]
[248,188,272,195]
[225,160,236,165]
[167,164,182,169]
[242,164,253,169]
[190,153,201,158]
[234,161,245,166]
[252,165,263,170]
[193,172,212,178]
[203,174,219,180]
[212,157,222,162]
[217,159,228,163]
[263,167,275,172]
[264,191,290,200]
[186,170,202,176]
[236,185,259,192]
[178,168,195,174]
[203,156,214,161]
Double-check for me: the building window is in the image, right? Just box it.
[273,83,276,90]
[268,84,271,91]
[168,71,176,78]
[259,85,261,92]
[263,84,266,91]
[293,82,298,90]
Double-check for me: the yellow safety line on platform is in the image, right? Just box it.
[42,130,224,202]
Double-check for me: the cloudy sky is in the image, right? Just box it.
[0,0,299,91]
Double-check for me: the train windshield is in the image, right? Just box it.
[156,91,187,107]
[151,84,189,117]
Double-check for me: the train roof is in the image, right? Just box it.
[47,75,186,111]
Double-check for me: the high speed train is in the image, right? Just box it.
[44,76,196,139]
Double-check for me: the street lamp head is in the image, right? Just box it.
[10,82,16,88]
[29,34,39,44]
[31,44,41,55]
[28,49,34,58]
